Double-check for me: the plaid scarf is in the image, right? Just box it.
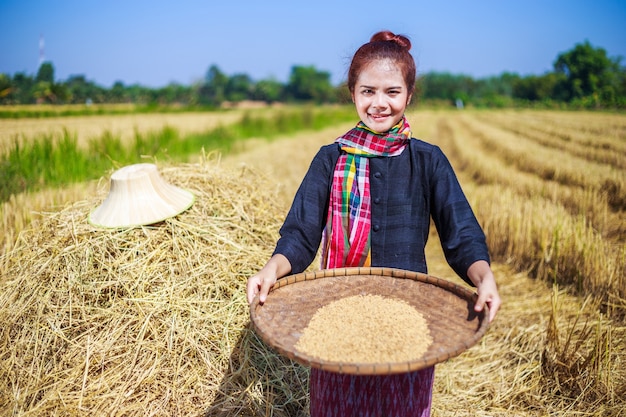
[321,116,411,269]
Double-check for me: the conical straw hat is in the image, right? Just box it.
[89,163,195,228]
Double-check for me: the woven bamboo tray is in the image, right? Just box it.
[250,267,489,375]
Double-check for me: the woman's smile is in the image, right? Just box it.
[351,58,411,133]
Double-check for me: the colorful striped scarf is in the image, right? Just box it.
[321,116,411,269]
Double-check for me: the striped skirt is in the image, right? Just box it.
[309,366,435,417]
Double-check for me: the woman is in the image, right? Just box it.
[247,30,501,417]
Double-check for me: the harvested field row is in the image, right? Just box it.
[476,112,626,170]
[481,110,626,152]
[0,110,247,154]
[435,116,624,241]
[457,114,625,204]
[427,110,625,314]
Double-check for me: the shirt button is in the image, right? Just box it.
[374,197,381,204]
[372,225,380,232]
[373,172,382,179]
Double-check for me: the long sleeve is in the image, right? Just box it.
[272,144,340,274]
[368,140,490,285]
[427,145,490,284]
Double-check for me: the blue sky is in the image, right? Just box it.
[1,0,625,88]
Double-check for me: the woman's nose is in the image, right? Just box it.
[371,93,386,109]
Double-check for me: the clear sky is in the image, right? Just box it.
[1,0,625,88]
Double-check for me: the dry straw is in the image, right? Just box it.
[0,154,309,416]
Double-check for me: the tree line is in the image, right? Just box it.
[1,40,624,109]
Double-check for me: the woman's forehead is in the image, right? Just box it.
[356,60,406,85]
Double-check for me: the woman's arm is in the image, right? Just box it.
[272,144,339,273]
[428,146,491,285]
[247,144,339,305]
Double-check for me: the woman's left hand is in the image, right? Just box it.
[467,260,501,323]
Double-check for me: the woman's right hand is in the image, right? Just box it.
[246,254,291,305]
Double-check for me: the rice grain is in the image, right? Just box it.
[295,294,433,364]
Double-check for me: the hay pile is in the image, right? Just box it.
[0,155,309,416]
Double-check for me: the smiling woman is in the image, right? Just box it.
[348,31,416,133]
[351,59,412,133]
[247,30,501,417]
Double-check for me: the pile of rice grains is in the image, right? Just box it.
[295,294,432,364]
[0,157,308,416]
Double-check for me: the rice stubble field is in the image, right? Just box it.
[0,108,624,416]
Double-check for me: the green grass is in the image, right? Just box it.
[0,105,355,202]
[0,103,224,119]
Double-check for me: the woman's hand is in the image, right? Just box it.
[246,254,292,305]
[467,260,502,323]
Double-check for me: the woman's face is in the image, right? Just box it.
[351,58,412,133]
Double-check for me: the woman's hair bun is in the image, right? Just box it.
[370,30,411,51]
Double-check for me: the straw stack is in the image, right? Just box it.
[0,155,308,416]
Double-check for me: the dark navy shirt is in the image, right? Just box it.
[273,138,490,286]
